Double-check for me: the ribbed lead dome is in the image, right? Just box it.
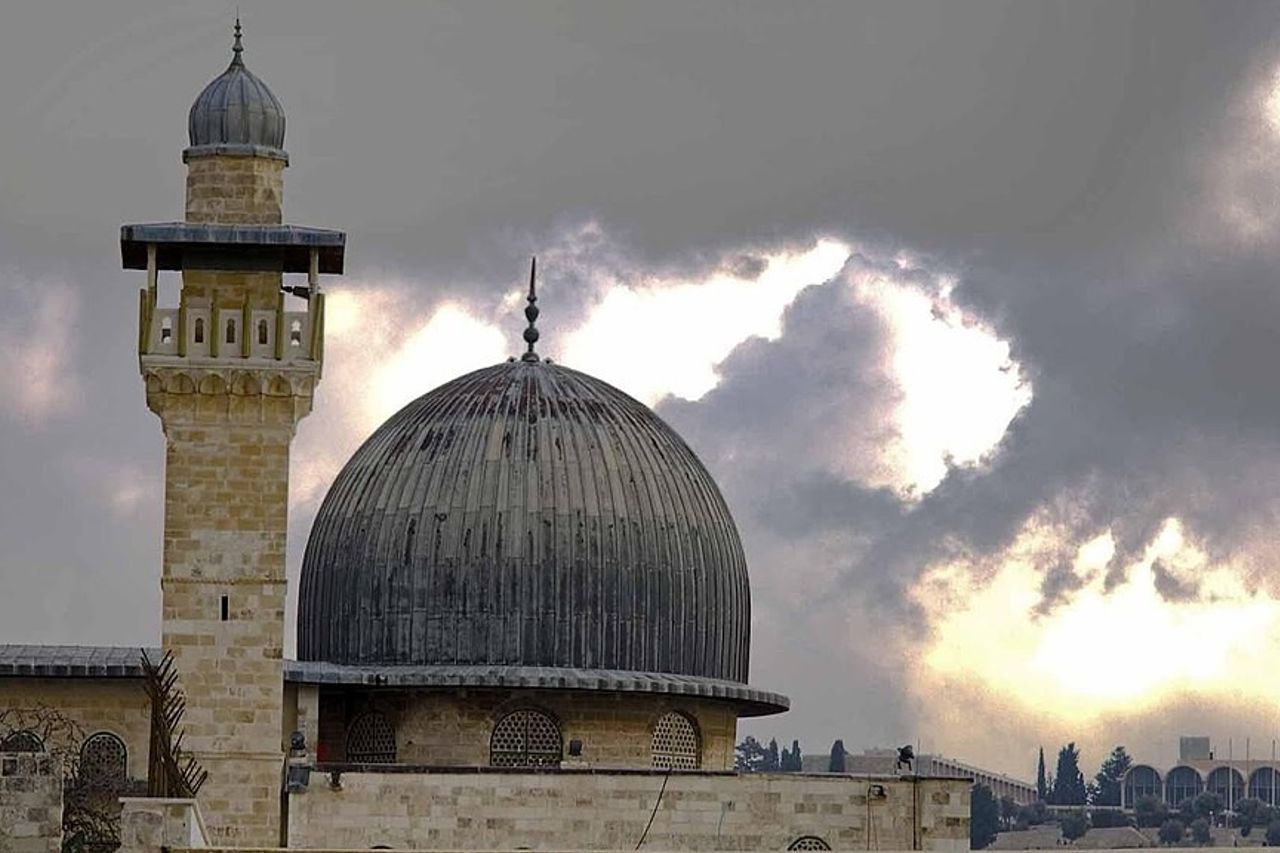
[187,20,286,153]
[298,359,751,683]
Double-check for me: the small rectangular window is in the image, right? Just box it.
[220,595,229,622]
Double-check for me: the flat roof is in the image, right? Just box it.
[120,222,345,274]
[0,645,790,716]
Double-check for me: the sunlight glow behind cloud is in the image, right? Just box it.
[912,516,1280,723]
[0,278,80,425]
[849,270,1032,496]
[560,239,851,404]
[293,228,1032,510]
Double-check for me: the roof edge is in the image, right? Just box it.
[183,143,288,164]
[284,661,789,717]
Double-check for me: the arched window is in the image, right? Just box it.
[1249,767,1277,805]
[0,730,45,752]
[80,732,128,784]
[290,320,303,346]
[1207,766,1245,807]
[161,316,173,343]
[1166,766,1203,806]
[788,837,831,850]
[652,711,700,769]
[1123,765,1161,807]
[490,709,562,767]
[346,712,396,763]
[225,318,236,345]
[193,317,205,344]
[257,319,269,345]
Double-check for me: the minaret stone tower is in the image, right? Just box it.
[122,20,344,845]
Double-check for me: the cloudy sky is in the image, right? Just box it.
[6,0,1280,778]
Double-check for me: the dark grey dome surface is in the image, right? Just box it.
[187,27,285,152]
[298,359,752,684]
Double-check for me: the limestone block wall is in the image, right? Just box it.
[315,688,738,771]
[285,769,970,851]
[153,417,297,847]
[118,797,210,853]
[185,154,284,224]
[0,678,150,778]
[0,752,63,853]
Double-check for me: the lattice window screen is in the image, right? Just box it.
[0,730,45,753]
[490,709,562,767]
[788,837,832,851]
[346,712,397,763]
[651,711,700,769]
[80,732,128,783]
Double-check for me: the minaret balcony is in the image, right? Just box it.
[141,304,317,364]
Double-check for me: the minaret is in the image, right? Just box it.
[122,20,344,845]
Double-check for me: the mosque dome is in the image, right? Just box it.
[297,333,752,683]
[187,19,286,154]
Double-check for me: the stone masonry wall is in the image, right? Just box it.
[0,752,63,853]
[185,154,284,224]
[317,688,737,771]
[151,412,298,847]
[285,770,970,851]
[0,678,150,779]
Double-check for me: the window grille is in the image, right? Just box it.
[788,837,831,851]
[193,318,205,344]
[258,319,269,345]
[346,712,396,763]
[651,711,700,769]
[0,730,45,752]
[80,732,128,784]
[490,709,562,767]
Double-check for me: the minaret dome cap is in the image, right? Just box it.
[186,18,287,162]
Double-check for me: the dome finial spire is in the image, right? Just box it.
[231,13,244,67]
[521,257,541,363]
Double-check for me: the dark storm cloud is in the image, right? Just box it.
[5,0,1280,771]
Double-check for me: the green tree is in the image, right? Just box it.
[1060,810,1090,842]
[1037,747,1049,802]
[1232,796,1272,836]
[1191,792,1222,821]
[763,738,780,771]
[1019,800,1051,828]
[999,795,1019,831]
[1266,819,1280,847]
[1052,743,1088,806]
[1189,817,1211,845]
[1134,795,1169,829]
[1158,818,1185,845]
[970,784,1000,850]
[1093,746,1133,807]
[828,739,846,773]
[734,736,766,771]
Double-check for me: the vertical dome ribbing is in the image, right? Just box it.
[297,360,752,683]
[187,20,286,153]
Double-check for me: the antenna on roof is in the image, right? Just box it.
[521,257,541,363]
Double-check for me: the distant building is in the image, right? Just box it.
[802,747,1038,804]
[1122,735,1280,810]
